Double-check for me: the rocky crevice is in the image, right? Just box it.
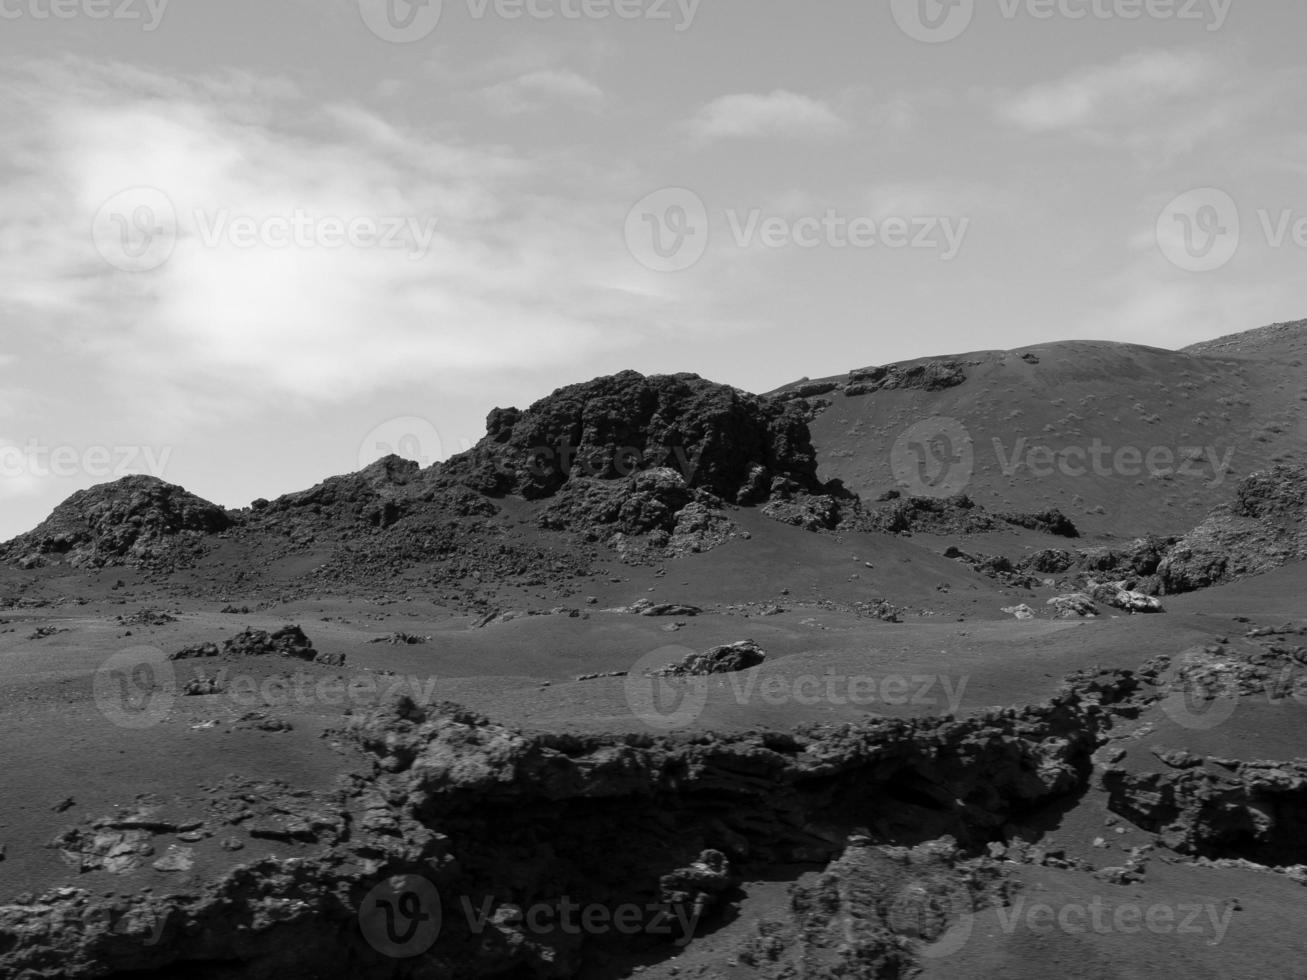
[0,675,1138,979]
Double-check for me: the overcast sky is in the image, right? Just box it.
[2,0,1305,537]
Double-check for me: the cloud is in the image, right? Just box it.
[998,50,1214,134]
[480,69,607,115]
[687,90,845,141]
[1078,276,1284,350]
[0,57,666,427]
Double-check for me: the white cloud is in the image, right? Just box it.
[687,90,845,141]
[0,57,663,423]
[998,50,1214,134]
[481,69,606,115]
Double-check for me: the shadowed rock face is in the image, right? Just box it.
[0,475,231,569]
[439,371,823,504]
[0,680,1117,980]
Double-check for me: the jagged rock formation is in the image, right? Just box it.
[1103,759,1307,864]
[865,493,1078,538]
[0,675,1132,979]
[1159,465,1307,593]
[769,358,968,404]
[735,838,1017,978]
[441,371,824,505]
[843,359,967,397]
[0,476,231,569]
[649,639,767,676]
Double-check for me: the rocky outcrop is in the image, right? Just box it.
[1103,759,1307,864]
[867,493,1001,535]
[996,508,1080,538]
[650,639,767,676]
[844,359,967,397]
[223,625,319,661]
[1158,465,1307,593]
[735,838,1017,978]
[440,371,824,505]
[0,676,1129,979]
[1047,593,1099,618]
[0,476,231,569]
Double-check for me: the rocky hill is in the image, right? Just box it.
[775,329,1307,538]
[0,476,232,570]
[1159,464,1307,593]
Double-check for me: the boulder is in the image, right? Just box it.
[651,640,766,676]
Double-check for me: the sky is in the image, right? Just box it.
[2,0,1306,538]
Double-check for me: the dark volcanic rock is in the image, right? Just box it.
[866,494,1001,535]
[997,508,1080,538]
[651,640,767,676]
[845,359,967,396]
[1,476,231,569]
[439,371,823,505]
[1159,465,1307,593]
[223,625,318,661]
[0,673,1128,979]
[537,467,700,539]
[1104,758,1307,864]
